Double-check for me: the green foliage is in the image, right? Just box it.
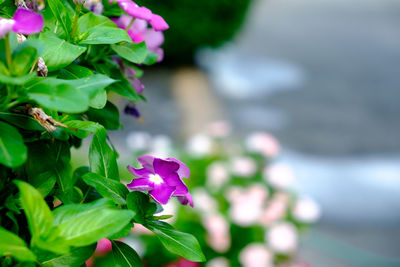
[0,1,205,265]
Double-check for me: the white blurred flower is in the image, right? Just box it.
[239,243,274,267]
[231,156,257,177]
[150,134,173,158]
[206,120,232,138]
[292,196,321,223]
[206,257,230,267]
[267,222,298,253]
[245,132,280,158]
[192,188,218,214]
[126,131,151,152]
[259,192,289,226]
[264,163,295,190]
[186,134,213,157]
[206,162,230,190]
[227,185,268,226]
[203,214,231,252]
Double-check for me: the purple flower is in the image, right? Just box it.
[127,155,193,206]
[0,8,44,38]
[110,0,169,32]
[124,102,141,118]
[113,15,165,62]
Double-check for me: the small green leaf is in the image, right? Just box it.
[0,112,44,131]
[111,241,143,267]
[57,208,134,247]
[86,101,120,130]
[78,12,115,34]
[39,32,86,71]
[0,227,36,262]
[79,26,132,45]
[0,121,27,167]
[28,82,89,113]
[41,244,96,267]
[111,42,148,64]
[82,172,128,205]
[63,120,103,139]
[89,129,119,180]
[126,191,156,224]
[11,47,37,76]
[0,72,36,85]
[29,171,57,198]
[47,0,73,37]
[146,221,206,262]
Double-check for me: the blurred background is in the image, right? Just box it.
[105,0,400,266]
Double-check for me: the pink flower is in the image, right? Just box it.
[245,132,280,158]
[266,222,298,253]
[113,15,165,62]
[203,214,231,252]
[0,8,43,38]
[239,243,273,267]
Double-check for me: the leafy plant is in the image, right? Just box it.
[0,0,204,266]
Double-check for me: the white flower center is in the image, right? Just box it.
[149,174,163,185]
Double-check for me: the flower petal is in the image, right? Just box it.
[165,173,188,196]
[127,165,151,178]
[0,19,15,39]
[12,8,43,35]
[116,0,152,20]
[149,183,175,204]
[130,78,145,94]
[141,28,164,49]
[166,157,190,178]
[149,14,169,31]
[153,158,179,178]
[177,193,194,207]
[127,178,154,191]
[137,155,155,172]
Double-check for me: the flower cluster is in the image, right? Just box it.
[127,155,193,206]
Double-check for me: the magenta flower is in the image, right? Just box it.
[113,15,165,62]
[0,8,44,38]
[110,0,169,31]
[127,155,193,207]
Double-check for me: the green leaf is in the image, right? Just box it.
[47,0,73,37]
[146,221,206,262]
[0,72,36,85]
[28,82,89,113]
[39,32,86,71]
[111,42,148,64]
[86,101,120,130]
[29,171,57,198]
[143,51,159,66]
[0,121,27,167]
[89,129,119,180]
[0,227,36,262]
[107,78,139,102]
[58,65,93,79]
[126,192,156,224]
[41,244,96,267]
[0,112,44,131]
[57,208,134,247]
[14,181,69,254]
[63,120,103,139]
[80,26,132,45]
[111,241,143,267]
[11,47,37,76]
[78,12,115,34]
[53,198,114,225]
[82,172,128,205]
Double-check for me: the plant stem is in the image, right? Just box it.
[126,17,135,32]
[4,34,12,68]
[70,4,82,41]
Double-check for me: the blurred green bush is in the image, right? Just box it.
[138,0,252,64]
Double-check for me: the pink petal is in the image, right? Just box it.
[128,30,145,43]
[137,155,155,172]
[12,8,43,35]
[127,177,154,191]
[166,158,190,178]
[164,173,188,196]
[177,193,194,207]
[149,183,175,204]
[127,165,152,178]
[153,158,180,179]
[141,28,164,49]
[149,14,169,31]
[130,78,145,94]
[116,0,152,20]
[153,48,164,62]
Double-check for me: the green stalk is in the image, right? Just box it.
[126,17,135,32]
[4,34,12,68]
[70,3,83,41]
